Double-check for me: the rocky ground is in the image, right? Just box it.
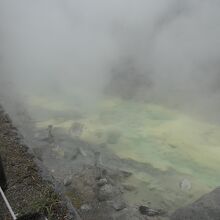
[0,104,169,220]
[0,104,171,220]
[28,128,170,220]
[171,187,220,220]
[0,106,80,220]
[1,102,220,220]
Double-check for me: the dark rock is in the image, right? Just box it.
[171,187,220,220]
[17,213,47,220]
[70,148,81,160]
[122,184,136,192]
[0,155,7,191]
[146,208,161,216]
[113,207,145,220]
[112,199,127,211]
[120,170,132,178]
[97,178,108,187]
[98,184,114,201]
[63,176,72,186]
[78,147,87,157]
[139,206,149,215]
[139,205,162,217]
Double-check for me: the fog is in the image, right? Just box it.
[0,0,220,120]
[2,1,220,217]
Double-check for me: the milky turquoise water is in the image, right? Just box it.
[24,94,220,212]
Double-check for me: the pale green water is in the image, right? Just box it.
[25,94,220,212]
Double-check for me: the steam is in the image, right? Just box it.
[0,0,220,121]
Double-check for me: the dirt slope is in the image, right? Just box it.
[0,106,80,220]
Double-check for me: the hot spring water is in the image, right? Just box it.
[15,92,220,213]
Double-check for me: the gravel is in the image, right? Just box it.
[0,106,80,220]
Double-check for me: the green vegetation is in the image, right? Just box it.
[24,187,60,220]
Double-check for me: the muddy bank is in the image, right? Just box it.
[0,106,80,220]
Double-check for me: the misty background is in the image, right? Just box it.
[0,0,220,121]
[1,1,220,216]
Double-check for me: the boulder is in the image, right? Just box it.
[97,178,108,187]
[171,187,220,220]
[63,175,72,186]
[98,184,115,201]
[112,199,127,211]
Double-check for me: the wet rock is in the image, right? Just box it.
[98,184,114,201]
[69,149,80,160]
[139,206,161,217]
[112,199,127,211]
[70,147,87,160]
[40,125,54,143]
[78,147,87,157]
[146,208,161,216]
[64,176,72,186]
[120,170,133,178]
[122,184,136,192]
[97,178,108,187]
[95,168,108,180]
[17,213,47,220]
[139,205,149,215]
